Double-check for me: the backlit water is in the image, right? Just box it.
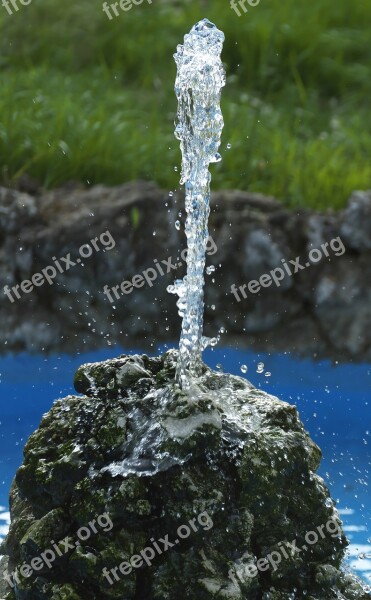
[170,19,225,385]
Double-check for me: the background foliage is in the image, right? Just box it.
[0,0,370,208]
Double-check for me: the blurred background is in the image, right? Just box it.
[0,0,370,208]
[0,0,370,587]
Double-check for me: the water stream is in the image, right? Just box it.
[169,19,225,387]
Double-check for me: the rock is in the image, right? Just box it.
[1,180,371,361]
[1,352,369,599]
[340,191,371,251]
[313,256,371,355]
[0,187,38,234]
[242,229,292,292]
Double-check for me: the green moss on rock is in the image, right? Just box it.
[1,351,369,599]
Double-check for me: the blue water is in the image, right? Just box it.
[0,346,370,584]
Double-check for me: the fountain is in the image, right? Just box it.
[0,20,370,600]
[169,19,225,387]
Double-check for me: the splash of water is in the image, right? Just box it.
[169,19,225,387]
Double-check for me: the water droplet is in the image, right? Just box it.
[227,143,232,149]
[211,304,216,310]
[219,326,226,334]
[256,362,265,373]
[265,371,271,377]
[206,265,216,275]
[241,365,248,374]
[175,220,181,230]
[169,191,174,197]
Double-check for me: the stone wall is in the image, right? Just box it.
[1,181,371,360]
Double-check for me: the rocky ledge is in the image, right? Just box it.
[1,181,371,360]
[0,352,369,599]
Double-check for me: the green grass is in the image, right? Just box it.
[0,0,370,209]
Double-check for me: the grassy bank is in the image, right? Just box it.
[0,0,370,209]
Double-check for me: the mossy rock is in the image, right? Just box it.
[1,351,369,599]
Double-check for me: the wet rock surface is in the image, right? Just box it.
[1,352,369,599]
[1,181,371,360]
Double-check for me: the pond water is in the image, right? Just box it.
[0,346,370,583]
